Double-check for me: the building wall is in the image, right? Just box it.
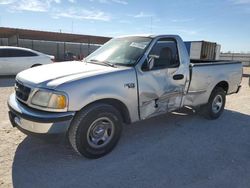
[0,38,8,45]
[220,53,250,66]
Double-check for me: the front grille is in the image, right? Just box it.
[15,81,31,102]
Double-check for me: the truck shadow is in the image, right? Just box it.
[12,108,250,188]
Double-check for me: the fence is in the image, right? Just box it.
[0,38,101,61]
[220,53,250,66]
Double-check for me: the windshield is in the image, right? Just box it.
[85,37,152,66]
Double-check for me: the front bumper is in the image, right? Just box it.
[8,93,75,134]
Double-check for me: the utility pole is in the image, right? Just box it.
[150,16,153,34]
[71,21,74,33]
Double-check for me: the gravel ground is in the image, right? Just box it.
[0,68,249,188]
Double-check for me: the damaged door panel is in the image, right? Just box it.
[138,68,184,119]
[137,38,187,120]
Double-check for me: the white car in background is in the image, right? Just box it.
[0,46,54,75]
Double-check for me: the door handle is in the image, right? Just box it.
[173,74,184,80]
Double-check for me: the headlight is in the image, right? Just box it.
[31,90,68,111]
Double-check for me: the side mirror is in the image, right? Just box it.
[142,55,159,71]
[148,55,159,70]
[147,56,155,70]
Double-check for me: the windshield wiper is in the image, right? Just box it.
[88,59,116,67]
[113,63,133,67]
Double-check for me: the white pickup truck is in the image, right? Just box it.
[8,35,242,158]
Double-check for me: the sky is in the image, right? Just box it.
[0,0,250,52]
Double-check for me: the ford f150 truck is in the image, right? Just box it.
[8,35,242,158]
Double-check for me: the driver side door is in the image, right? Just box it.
[137,38,187,120]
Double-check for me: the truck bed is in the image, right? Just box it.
[184,60,242,107]
[190,59,241,66]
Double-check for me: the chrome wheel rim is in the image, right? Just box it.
[87,117,115,149]
[212,95,223,114]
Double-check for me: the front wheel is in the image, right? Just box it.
[202,87,226,119]
[68,103,123,159]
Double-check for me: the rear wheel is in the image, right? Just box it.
[201,87,226,119]
[68,103,123,159]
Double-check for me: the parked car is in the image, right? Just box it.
[0,46,54,75]
[8,35,242,158]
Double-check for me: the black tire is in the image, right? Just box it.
[68,103,123,159]
[201,87,226,120]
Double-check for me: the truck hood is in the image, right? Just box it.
[16,61,123,88]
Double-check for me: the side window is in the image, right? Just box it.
[149,39,179,69]
[19,50,38,57]
[0,49,10,57]
[0,49,38,57]
[9,49,38,57]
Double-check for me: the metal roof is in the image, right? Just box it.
[0,27,111,44]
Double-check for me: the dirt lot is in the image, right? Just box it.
[0,68,250,188]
